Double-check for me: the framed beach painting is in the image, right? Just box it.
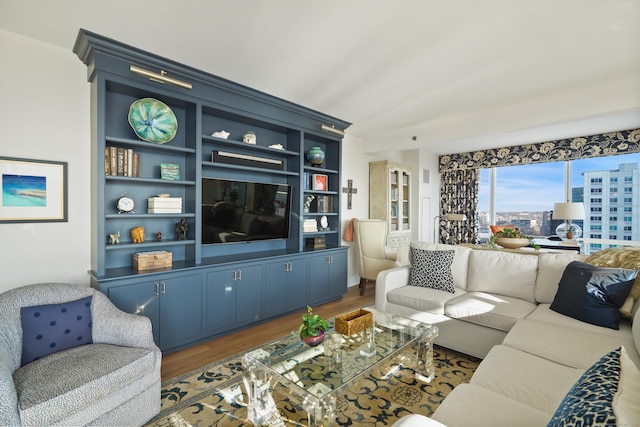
[0,157,68,223]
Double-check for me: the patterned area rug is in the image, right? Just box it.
[146,341,480,426]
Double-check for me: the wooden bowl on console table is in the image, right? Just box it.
[494,237,531,249]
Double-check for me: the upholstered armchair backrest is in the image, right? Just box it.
[354,219,400,280]
[0,283,117,372]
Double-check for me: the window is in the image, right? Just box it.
[610,225,618,231]
[624,236,632,240]
[624,216,633,222]
[624,226,632,231]
[478,153,640,245]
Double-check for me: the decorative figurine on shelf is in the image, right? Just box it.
[243,131,257,144]
[304,195,315,214]
[109,231,120,245]
[306,146,325,167]
[320,215,329,230]
[131,227,145,243]
[155,231,162,241]
[175,219,188,240]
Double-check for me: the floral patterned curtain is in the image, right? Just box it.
[439,128,640,172]
[436,128,639,244]
[439,168,478,244]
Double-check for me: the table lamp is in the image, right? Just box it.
[552,202,584,239]
[434,214,467,243]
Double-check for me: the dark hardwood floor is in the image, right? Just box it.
[161,282,376,381]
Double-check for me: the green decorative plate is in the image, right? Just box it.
[128,98,178,143]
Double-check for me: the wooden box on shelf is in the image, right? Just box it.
[305,237,326,249]
[335,309,373,335]
[133,251,172,270]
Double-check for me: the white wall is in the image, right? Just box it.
[0,29,92,293]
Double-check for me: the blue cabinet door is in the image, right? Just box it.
[265,257,308,317]
[235,265,264,325]
[328,250,348,299]
[159,274,204,350]
[307,249,348,305]
[206,264,263,332]
[206,268,239,333]
[108,282,160,345]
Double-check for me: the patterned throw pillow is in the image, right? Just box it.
[409,248,455,293]
[20,296,93,366]
[547,347,621,426]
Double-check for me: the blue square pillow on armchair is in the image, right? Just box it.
[20,295,93,366]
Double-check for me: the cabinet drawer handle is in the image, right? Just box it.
[155,282,160,296]
[237,270,242,281]
[161,281,167,295]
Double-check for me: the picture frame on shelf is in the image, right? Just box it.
[312,174,328,191]
[0,156,67,223]
[160,163,180,180]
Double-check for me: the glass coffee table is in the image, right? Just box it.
[242,307,438,426]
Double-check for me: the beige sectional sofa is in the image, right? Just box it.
[376,243,640,426]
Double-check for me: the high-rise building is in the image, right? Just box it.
[582,163,639,250]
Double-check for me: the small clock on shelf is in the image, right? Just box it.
[116,193,135,214]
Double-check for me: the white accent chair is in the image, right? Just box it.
[354,219,402,295]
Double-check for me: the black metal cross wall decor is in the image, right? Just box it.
[342,179,358,209]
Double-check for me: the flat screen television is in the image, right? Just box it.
[202,177,292,244]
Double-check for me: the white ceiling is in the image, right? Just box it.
[2,0,639,154]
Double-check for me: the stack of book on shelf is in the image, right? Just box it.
[105,146,139,177]
[148,197,182,214]
[303,219,318,232]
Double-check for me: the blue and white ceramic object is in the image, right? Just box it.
[306,146,325,167]
[128,98,178,144]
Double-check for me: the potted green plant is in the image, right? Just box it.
[299,305,329,346]
[566,225,574,239]
[489,227,539,250]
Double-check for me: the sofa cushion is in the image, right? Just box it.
[535,252,586,304]
[387,285,466,315]
[14,343,155,425]
[550,261,637,330]
[445,292,537,332]
[20,296,93,366]
[410,242,471,290]
[409,248,455,293]
[503,319,639,370]
[547,347,620,427]
[526,304,633,339]
[432,383,552,427]
[470,345,583,414]
[467,250,539,303]
[613,346,640,424]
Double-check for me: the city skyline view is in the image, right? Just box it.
[478,153,640,213]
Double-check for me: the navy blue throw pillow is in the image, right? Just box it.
[550,261,637,330]
[20,295,93,366]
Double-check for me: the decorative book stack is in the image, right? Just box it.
[303,219,318,232]
[148,197,182,214]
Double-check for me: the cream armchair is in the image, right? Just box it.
[354,219,402,295]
